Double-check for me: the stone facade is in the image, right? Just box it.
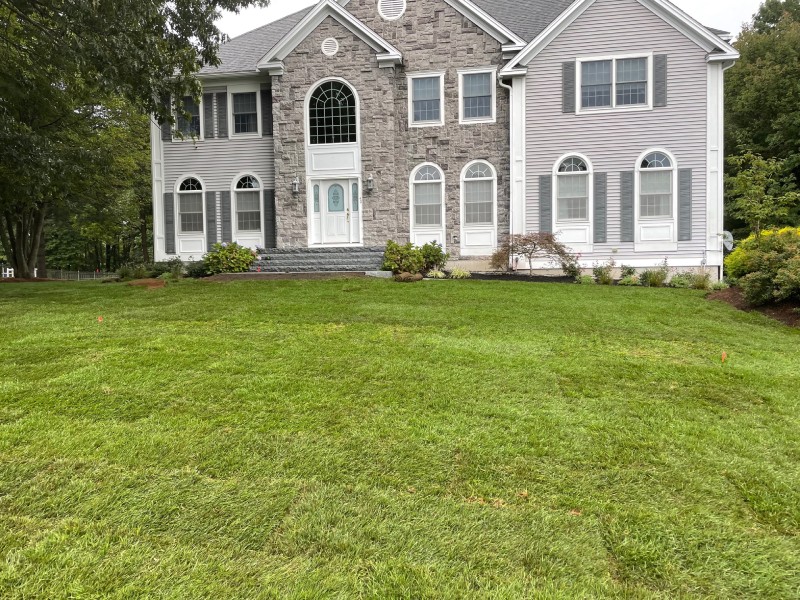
[272,0,511,257]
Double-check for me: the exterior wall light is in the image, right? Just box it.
[366,174,374,192]
[292,177,299,194]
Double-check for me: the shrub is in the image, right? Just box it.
[132,265,149,280]
[620,265,637,278]
[640,259,669,288]
[490,244,513,272]
[186,260,210,278]
[724,227,800,305]
[426,269,447,279]
[493,233,579,277]
[117,265,133,280]
[618,276,640,287]
[576,275,595,285]
[449,268,471,279]
[151,258,184,279]
[420,242,449,272]
[203,242,256,275]
[669,273,693,289]
[711,280,730,291]
[382,240,425,275]
[690,271,712,290]
[592,259,615,285]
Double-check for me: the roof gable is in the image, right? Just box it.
[258,0,401,74]
[502,0,739,75]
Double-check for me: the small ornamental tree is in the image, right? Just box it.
[492,233,580,277]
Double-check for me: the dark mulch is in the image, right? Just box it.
[709,287,800,328]
[469,272,575,284]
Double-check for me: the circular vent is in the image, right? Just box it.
[378,0,406,21]
[321,38,339,57]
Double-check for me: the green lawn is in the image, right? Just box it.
[0,278,798,599]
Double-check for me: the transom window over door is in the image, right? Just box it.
[412,165,443,226]
[639,151,674,218]
[235,175,261,231]
[556,157,589,221]
[462,162,495,224]
[177,177,203,233]
[308,80,357,145]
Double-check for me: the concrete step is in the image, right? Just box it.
[253,265,386,273]
[256,257,382,267]
[259,247,384,256]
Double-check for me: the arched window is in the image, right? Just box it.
[412,164,444,227]
[235,175,261,232]
[638,151,674,218]
[556,156,590,221]
[462,161,495,225]
[177,177,203,233]
[308,81,357,145]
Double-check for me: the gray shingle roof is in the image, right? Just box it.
[470,0,575,42]
[199,7,313,75]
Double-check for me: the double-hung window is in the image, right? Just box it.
[175,96,201,138]
[409,74,444,127]
[460,70,495,123]
[177,177,204,233]
[556,157,590,221]
[579,55,651,112]
[638,152,674,219]
[232,91,258,134]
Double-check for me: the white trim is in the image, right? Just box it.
[378,0,406,21]
[304,76,361,152]
[460,160,498,256]
[175,175,207,242]
[408,72,445,128]
[231,173,264,241]
[634,148,678,252]
[150,117,166,259]
[228,84,261,138]
[458,67,497,125]
[575,53,653,115]
[552,153,593,253]
[257,0,402,71]
[706,61,725,266]
[337,0,525,47]
[410,162,447,250]
[502,0,739,74]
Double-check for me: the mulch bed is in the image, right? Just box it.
[469,272,575,284]
[708,287,800,328]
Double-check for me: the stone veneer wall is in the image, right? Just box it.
[273,0,511,257]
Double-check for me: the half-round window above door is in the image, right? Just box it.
[378,0,406,21]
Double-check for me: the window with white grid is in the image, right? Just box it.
[462,161,494,225]
[461,72,493,121]
[579,55,650,111]
[232,92,258,134]
[410,74,443,126]
[556,157,589,221]
[308,80,357,145]
[178,177,203,233]
[639,152,673,218]
[412,165,443,226]
[235,175,261,231]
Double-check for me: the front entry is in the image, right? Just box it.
[310,179,362,245]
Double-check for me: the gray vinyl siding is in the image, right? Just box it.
[163,137,275,194]
[525,0,708,264]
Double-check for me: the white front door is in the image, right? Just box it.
[311,179,361,245]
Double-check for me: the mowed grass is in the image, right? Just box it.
[0,278,798,599]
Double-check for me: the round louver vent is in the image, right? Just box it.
[321,38,339,57]
[378,0,406,21]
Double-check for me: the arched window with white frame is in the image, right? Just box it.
[234,175,262,232]
[552,154,593,251]
[308,80,357,145]
[410,163,445,247]
[460,160,497,256]
[638,151,674,219]
[177,177,204,233]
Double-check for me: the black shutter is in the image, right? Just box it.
[263,189,276,248]
[220,191,232,243]
[678,168,693,241]
[164,193,176,254]
[205,191,217,248]
[216,92,228,138]
[594,173,607,244]
[654,55,668,107]
[539,175,553,233]
[160,94,172,141]
[562,62,576,114]
[620,172,635,243]
[261,88,273,136]
[203,93,213,139]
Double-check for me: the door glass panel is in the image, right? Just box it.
[313,185,320,213]
[352,183,359,212]
[328,184,345,212]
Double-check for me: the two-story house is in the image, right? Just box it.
[150,0,739,273]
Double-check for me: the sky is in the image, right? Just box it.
[217,0,764,40]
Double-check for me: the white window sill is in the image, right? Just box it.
[230,132,260,138]
[409,121,443,128]
[460,117,496,125]
[576,104,652,116]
